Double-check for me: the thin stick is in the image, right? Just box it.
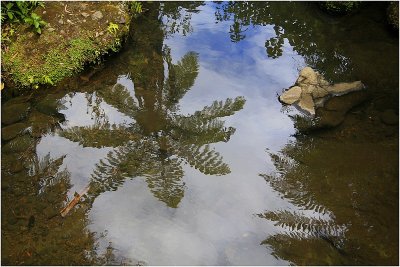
[60,185,90,217]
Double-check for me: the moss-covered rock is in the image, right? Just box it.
[318,1,362,15]
[1,2,132,89]
[387,2,399,30]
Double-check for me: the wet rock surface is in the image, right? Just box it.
[2,102,31,125]
[291,90,368,133]
[2,135,35,154]
[279,67,365,116]
[1,123,28,141]
[27,110,61,137]
[35,94,61,116]
[1,153,25,173]
[380,109,398,125]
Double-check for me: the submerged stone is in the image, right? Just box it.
[1,102,31,125]
[293,91,368,132]
[27,110,60,137]
[2,95,32,108]
[380,109,398,125]
[1,153,25,173]
[35,94,60,116]
[2,123,28,141]
[2,135,35,154]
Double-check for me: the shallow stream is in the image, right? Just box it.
[1,2,398,265]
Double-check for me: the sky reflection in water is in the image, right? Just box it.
[33,2,398,265]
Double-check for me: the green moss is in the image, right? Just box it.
[1,2,131,89]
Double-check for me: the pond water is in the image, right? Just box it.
[1,2,398,265]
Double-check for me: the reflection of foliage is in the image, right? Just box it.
[1,151,102,265]
[318,1,361,15]
[259,136,399,265]
[78,92,245,208]
[164,48,199,108]
[214,1,354,79]
[61,17,246,207]
[160,1,205,37]
[27,153,70,195]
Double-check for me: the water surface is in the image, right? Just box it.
[1,2,398,265]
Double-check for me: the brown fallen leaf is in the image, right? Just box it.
[60,185,90,217]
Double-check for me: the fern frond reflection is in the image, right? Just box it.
[61,44,245,207]
[258,138,351,265]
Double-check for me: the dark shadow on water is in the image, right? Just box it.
[258,133,398,265]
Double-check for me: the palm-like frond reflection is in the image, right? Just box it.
[61,48,245,208]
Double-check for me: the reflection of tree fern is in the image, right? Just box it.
[174,143,230,175]
[26,153,70,195]
[261,151,329,215]
[61,41,245,207]
[261,233,348,265]
[258,210,346,238]
[259,145,349,264]
[97,83,138,118]
[173,116,234,144]
[144,157,185,208]
[60,124,140,148]
[89,141,148,198]
[164,50,199,107]
[193,96,246,120]
[172,97,245,145]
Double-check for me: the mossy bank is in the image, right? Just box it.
[1,2,132,89]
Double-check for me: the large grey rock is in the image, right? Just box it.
[2,102,31,125]
[1,123,28,141]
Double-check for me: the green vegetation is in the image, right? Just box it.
[1,2,132,89]
[127,1,143,15]
[387,2,399,30]
[1,1,46,34]
[4,35,103,88]
[107,22,119,35]
[318,1,361,15]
